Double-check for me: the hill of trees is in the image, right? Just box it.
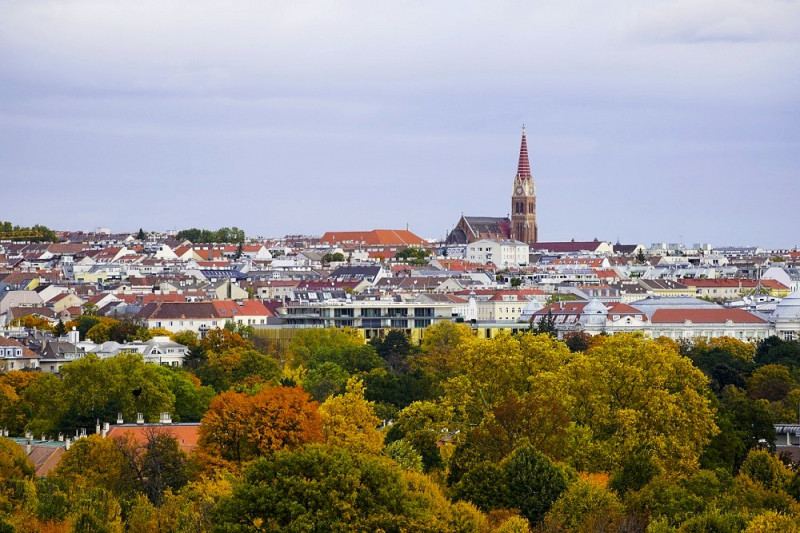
[2,326,800,531]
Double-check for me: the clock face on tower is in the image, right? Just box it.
[515,186,523,195]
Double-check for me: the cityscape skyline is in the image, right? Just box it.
[1,1,798,248]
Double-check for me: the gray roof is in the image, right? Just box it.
[631,296,722,318]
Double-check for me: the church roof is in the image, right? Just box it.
[463,216,511,237]
[517,127,531,178]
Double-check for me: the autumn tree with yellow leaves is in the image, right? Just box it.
[318,377,384,455]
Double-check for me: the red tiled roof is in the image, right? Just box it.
[319,229,426,247]
[212,300,273,317]
[0,336,40,359]
[105,424,200,454]
[141,293,188,305]
[650,309,766,324]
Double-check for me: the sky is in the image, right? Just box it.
[1,0,798,248]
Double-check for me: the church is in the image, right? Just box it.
[445,127,538,247]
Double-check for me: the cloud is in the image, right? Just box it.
[624,0,800,44]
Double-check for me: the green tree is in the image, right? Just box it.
[395,247,431,266]
[384,440,423,472]
[502,445,570,526]
[137,228,146,240]
[213,444,471,532]
[531,309,557,336]
[371,329,415,374]
[543,478,624,532]
[451,461,509,512]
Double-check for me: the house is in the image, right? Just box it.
[531,300,647,338]
[772,291,800,341]
[466,239,529,268]
[136,300,274,334]
[648,308,770,342]
[0,336,40,371]
[763,267,800,293]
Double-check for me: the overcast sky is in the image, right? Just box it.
[1,0,798,248]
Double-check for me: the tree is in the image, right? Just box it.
[739,449,791,490]
[195,348,281,392]
[502,445,570,526]
[542,478,624,532]
[197,386,322,466]
[451,461,509,512]
[53,435,127,494]
[395,247,431,266]
[137,228,146,240]
[115,431,189,505]
[747,364,797,403]
[0,437,35,479]
[286,327,364,369]
[53,319,67,337]
[321,252,345,263]
[58,353,175,431]
[213,444,474,532]
[440,332,571,428]
[371,329,415,374]
[384,440,423,472]
[152,367,215,422]
[537,333,717,475]
[563,331,591,352]
[413,321,474,379]
[701,386,775,472]
[531,309,557,337]
[319,377,384,455]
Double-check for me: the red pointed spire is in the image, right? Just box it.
[516,125,531,178]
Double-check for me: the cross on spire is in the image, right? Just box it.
[516,125,531,178]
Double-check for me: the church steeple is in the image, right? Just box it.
[517,125,531,178]
[510,125,538,244]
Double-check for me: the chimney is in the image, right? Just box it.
[25,440,31,455]
[67,326,79,344]
[160,412,172,425]
[102,422,110,438]
[136,413,144,425]
[65,438,71,450]
[117,413,124,424]
[96,420,101,435]
[80,428,86,438]
[58,433,64,442]
[41,434,46,442]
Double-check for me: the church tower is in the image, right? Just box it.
[511,126,538,244]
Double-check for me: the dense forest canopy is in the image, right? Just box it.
[2,326,800,531]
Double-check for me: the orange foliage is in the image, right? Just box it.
[198,386,322,465]
[11,315,54,331]
[200,329,252,353]
[0,370,44,392]
[579,471,611,488]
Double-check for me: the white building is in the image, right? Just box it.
[466,239,529,268]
